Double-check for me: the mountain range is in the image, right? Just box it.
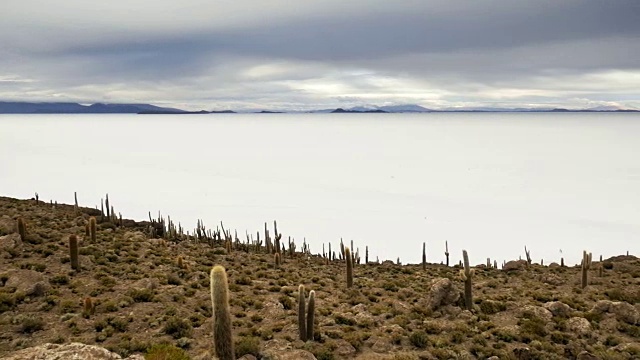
[0,101,637,114]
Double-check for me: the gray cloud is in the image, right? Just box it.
[1,0,639,110]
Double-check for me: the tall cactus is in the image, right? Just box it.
[460,250,474,310]
[524,246,532,266]
[422,242,426,270]
[298,285,306,341]
[89,217,97,242]
[69,235,79,271]
[345,247,353,288]
[16,217,26,240]
[306,290,315,341]
[445,241,450,267]
[210,265,234,360]
[581,251,592,289]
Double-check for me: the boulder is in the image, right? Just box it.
[427,278,460,310]
[0,233,22,250]
[543,301,573,317]
[566,317,592,336]
[5,343,144,360]
[504,260,528,271]
[519,305,552,322]
[5,270,50,297]
[591,300,639,324]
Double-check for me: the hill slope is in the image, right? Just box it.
[0,196,639,359]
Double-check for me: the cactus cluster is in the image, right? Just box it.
[297,285,316,342]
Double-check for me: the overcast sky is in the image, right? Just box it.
[1,1,639,110]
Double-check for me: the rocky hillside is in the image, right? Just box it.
[0,196,639,360]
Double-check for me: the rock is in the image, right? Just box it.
[519,305,552,322]
[591,300,639,324]
[5,343,144,359]
[262,300,285,321]
[130,277,158,291]
[504,260,528,271]
[5,270,50,297]
[548,262,560,268]
[427,278,460,310]
[238,355,258,360]
[334,339,357,357]
[0,233,22,250]
[260,340,315,360]
[543,301,573,317]
[576,351,601,360]
[566,317,592,336]
[487,357,500,360]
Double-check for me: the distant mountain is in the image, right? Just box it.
[0,102,186,114]
[331,108,387,113]
[378,104,433,112]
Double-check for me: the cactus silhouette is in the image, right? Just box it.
[345,247,353,288]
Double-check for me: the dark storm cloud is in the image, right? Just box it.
[1,0,639,109]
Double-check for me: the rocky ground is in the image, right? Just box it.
[0,196,639,360]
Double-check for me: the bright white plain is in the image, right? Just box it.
[1,113,639,266]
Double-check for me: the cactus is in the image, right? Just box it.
[275,253,281,267]
[177,256,184,269]
[345,247,353,288]
[69,235,79,271]
[561,257,564,267]
[298,285,306,341]
[445,241,450,267]
[524,246,531,266]
[16,217,26,240]
[422,242,426,270]
[210,265,234,360]
[83,297,94,317]
[365,246,369,264]
[89,217,97,242]
[460,250,474,310]
[581,251,592,289]
[306,290,315,341]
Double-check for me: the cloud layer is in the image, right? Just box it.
[2,0,639,110]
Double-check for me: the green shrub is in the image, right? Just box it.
[164,317,192,339]
[235,336,260,358]
[20,316,44,333]
[409,330,429,348]
[128,289,155,302]
[145,343,190,360]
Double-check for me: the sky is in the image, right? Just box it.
[1,0,640,111]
